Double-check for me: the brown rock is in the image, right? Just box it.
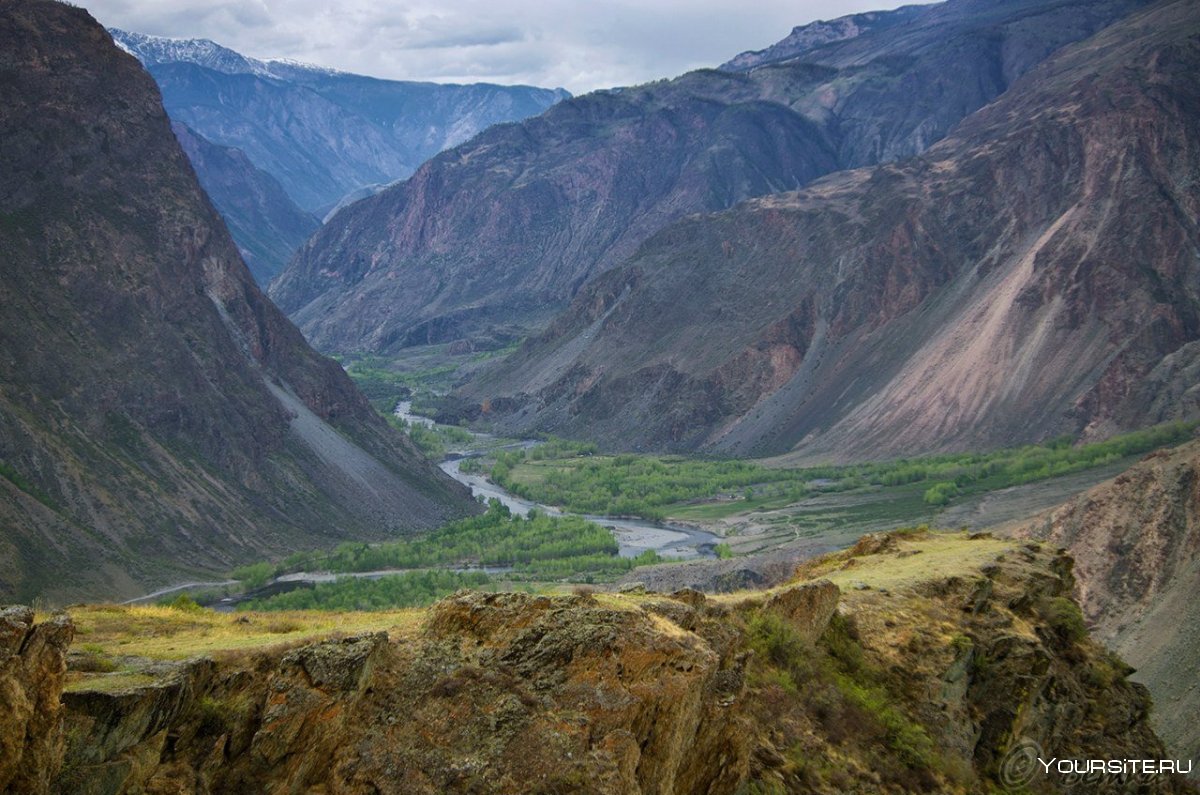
[0,607,74,794]
[763,580,840,641]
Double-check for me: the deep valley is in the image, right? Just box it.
[1,0,1199,791]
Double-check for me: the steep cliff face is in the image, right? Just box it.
[169,122,319,284]
[1016,439,1200,769]
[467,0,1200,460]
[0,0,477,602]
[271,0,1147,355]
[8,531,1189,794]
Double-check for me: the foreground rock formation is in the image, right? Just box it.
[0,607,73,793]
[2,531,1191,793]
[0,0,477,603]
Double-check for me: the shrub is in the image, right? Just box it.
[194,696,235,736]
[749,612,807,670]
[231,561,274,589]
[1038,596,1087,643]
[922,481,958,506]
[165,594,203,612]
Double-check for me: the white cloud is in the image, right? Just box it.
[83,0,913,94]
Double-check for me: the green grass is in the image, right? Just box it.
[61,604,427,662]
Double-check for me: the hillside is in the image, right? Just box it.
[271,0,1148,355]
[465,0,1200,460]
[0,0,477,603]
[1014,439,1200,767]
[3,531,1192,793]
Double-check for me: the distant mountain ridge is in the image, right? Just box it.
[111,28,343,79]
[109,28,568,282]
[718,5,930,71]
[272,0,1150,355]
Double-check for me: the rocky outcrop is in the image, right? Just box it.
[272,0,1147,355]
[718,6,927,71]
[0,608,73,794]
[763,580,839,641]
[0,0,477,603]
[1015,439,1200,770]
[0,533,1181,793]
[468,0,1200,460]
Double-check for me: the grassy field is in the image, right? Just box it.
[786,530,1015,595]
[61,603,426,663]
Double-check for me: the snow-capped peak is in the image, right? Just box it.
[107,29,342,80]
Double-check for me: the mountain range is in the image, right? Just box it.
[0,0,477,602]
[271,0,1150,357]
[464,0,1200,460]
[109,29,568,281]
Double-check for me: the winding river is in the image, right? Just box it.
[128,403,717,607]
[396,402,719,560]
[437,456,719,560]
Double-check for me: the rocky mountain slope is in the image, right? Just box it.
[111,28,569,216]
[170,122,319,284]
[465,0,1200,460]
[0,0,477,604]
[1015,439,1200,769]
[4,531,1192,794]
[718,5,928,71]
[271,0,1148,355]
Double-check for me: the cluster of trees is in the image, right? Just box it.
[315,500,619,572]
[387,415,474,459]
[490,453,800,519]
[922,482,959,507]
[514,549,662,580]
[234,500,662,591]
[237,570,493,612]
[486,421,1197,515]
[527,437,598,460]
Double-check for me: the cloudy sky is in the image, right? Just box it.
[82,0,911,94]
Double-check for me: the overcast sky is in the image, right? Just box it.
[82,1,912,94]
